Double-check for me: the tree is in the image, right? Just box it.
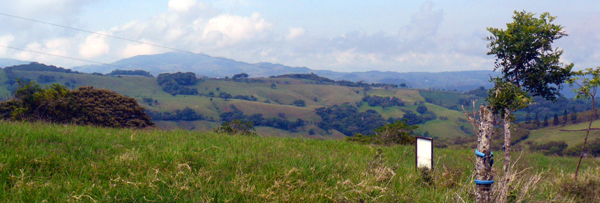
[543,114,549,127]
[416,105,428,114]
[533,111,540,127]
[486,11,573,197]
[571,106,577,122]
[232,73,249,80]
[553,113,559,126]
[567,67,600,181]
[292,99,306,107]
[563,109,568,124]
[525,109,531,124]
[1,81,153,128]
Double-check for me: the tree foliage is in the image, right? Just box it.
[315,104,387,136]
[156,72,199,96]
[486,11,573,101]
[347,119,418,145]
[106,69,153,77]
[0,81,154,128]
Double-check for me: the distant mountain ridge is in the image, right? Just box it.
[71,52,499,91]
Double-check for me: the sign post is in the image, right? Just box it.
[415,136,433,170]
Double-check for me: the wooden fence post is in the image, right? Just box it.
[475,105,494,203]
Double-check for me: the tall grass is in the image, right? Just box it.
[0,121,598,202]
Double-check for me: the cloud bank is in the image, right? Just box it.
[0,0,597,73]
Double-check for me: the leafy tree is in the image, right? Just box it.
[553,113,559,126]
[571,106,577,122]
[416,105,428,114]
[232,73,249,80]
[0,81,153,128]
[563,109,568,124]
[543,114,549,127]
[106,69,153,77]
[486,11,573,178]
[567,67,600,180]
[347,119,418,145]
[214,120,256,136]
[525,109,531,124]
[292,99,306,107]
[533,111,540,127]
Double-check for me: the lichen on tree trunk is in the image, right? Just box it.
[476,105,494,203]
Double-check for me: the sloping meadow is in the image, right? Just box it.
[0,121,598,202]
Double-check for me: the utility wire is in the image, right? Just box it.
[0,12,198,55]
[0,44,145,72]
[0,12,269,72]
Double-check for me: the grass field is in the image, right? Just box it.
[13,70,597,145]
[0,121,598,202]
[529,120,600,147]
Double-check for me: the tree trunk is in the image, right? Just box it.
[476,105,494,203]
[499,108,511,203]
[575,97,594,181]
[503,108,511,174]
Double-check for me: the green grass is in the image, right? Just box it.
[529,120,600,147]
[0,121,599,202]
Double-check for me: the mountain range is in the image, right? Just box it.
[68,52,499,91]
[4,52,574,94]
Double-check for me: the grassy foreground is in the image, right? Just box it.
[0,122,599,202]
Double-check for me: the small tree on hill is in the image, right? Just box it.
[416,105,428,114]
[563,109,568,125]
[553,113,559,126]
[486,12,573,198]
[571,106,577,122]
[567,67,600,181]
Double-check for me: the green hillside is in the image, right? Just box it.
[0,121,598,202]
[529,121,600,147]
[0,67,490,139]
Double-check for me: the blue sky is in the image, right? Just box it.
[0,0,598,73]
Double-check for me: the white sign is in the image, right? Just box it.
[416,137,433,170]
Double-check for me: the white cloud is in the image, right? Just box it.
[79,34,110,58]
[202,12,272,46]
[286,27,306,41]
[122,41,161,58]
[168,0,198,12]
[0,35,15,55]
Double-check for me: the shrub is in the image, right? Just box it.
[529,141,568,156]
[292,99,306,107]
[214,120,256,136]
[0,81,154,128]
[347,120,417,145]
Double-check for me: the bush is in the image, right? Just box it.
[292,99,306,107]
[0,81,154,128]
[214,120,256,136]
[346,120,417,145]
[416,105,428,114]
[529,141,568,156]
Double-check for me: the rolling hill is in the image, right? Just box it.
[1,65,483,140]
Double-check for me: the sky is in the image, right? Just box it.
[0,0,598,73]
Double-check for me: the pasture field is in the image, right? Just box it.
[0,121,598,202]
[529,120,600,147]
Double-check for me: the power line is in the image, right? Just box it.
[0,12,269,72]
[0,12,197,55]
[0,44,145,72]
